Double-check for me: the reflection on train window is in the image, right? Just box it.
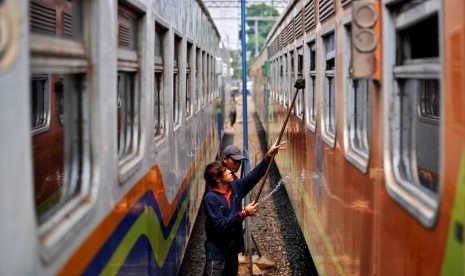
[321,31,336,147]
[117,72,138,158]
[31,74,50,135]
[186,42,193,118]
[155,24,167,140]
[305,41,317,131]
[343,25,370,173]
[30,0,83,41]
[56,78,65,126]
[31,74,90,223]
[418,76,440,121]
[29,0,91,233]
[384,0,441,227]
[173,35,181,128]
[117,3,141,165]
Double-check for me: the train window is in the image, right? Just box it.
[205,53,212,103]
[279,56,283,104]
[154,24,167,141]
[117,72,138,156]
[186,42,193,119]
[117,3,142,175]
[33,74,91,223]
[343,24,371,173]
[283,53,288,107]
[208,55,212,102]
[207,55,214,102]
[270,60,274,100]
[305,40,317,132]
[29,0,93,248]
[276,58,280,101]
[289,50,295,113]
[173,35,182,128]
[211,56,216,100]
[202,51,207,107]
[383,0,441,227]
[296,47,304,120]
[30,74,50,135]
[274,60,278,101]
[195,47,201,113]
[321,31,336,147]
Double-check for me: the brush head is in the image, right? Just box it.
[294,77,305,89]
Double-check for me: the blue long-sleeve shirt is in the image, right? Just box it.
[203,156,270,260]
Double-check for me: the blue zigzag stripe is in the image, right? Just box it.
[83,186,189,275]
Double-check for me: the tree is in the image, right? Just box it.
[245,3,279,74]
[246,3,279,57]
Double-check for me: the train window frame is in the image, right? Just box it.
[289,49,295,113]
[195,46,201,115]
[202,50,207,108]
[382,0,442,228]
[186,40,194,122]
[342,18,371,173]
[212,55,216,101]
[304,34,317,132]
[296,45,304,121]
[117,2,145,182]
[272,57,279,102]
[320,24,336,148]
[154,22,168,146]
[30,74,51,136]
[173,32,182,131]
[28,0,96,260]
[282,51,290,108]
[209,55,213,102]
[206,53,211,104]
[279,55,284,105]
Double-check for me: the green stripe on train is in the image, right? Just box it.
[441,147,465,276]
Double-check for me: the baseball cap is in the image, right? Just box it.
[222,145,246,161]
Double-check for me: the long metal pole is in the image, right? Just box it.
[241,0,248,174]
[240,0,252,272]
[253,78,305,204]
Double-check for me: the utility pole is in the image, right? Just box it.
[246,16,278,57]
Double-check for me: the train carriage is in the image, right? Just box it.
[0,0,229,274]
[251,0,465,275]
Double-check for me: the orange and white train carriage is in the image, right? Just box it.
[251,0,465,274]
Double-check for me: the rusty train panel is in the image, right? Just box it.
[251,0,465,275]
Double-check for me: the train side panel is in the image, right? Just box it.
[0,0,224,275]
[252,0,465,275]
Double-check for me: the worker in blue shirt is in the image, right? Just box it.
[202,141,286,276]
